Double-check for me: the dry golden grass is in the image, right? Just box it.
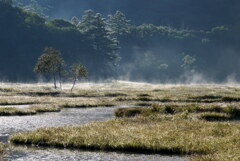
[1,81,240,107]
[2,81,240,160]
[10,116,240,161]
[0,96,42,105]
[115,103,240,121]
[0,104,60,116]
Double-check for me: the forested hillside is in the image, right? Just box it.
[0,0,240,82]
[13,0,240,29]
[0,1,118,80]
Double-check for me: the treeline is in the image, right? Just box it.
[0,0,239,82]
[13,0,240,29]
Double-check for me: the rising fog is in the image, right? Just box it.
[0,0,240,83]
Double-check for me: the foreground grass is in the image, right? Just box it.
[0,142,5,154]
[10,116,240,161]
[3,82,240,160]
[0,104,60,116]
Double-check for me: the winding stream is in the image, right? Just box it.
[0,107,187,161]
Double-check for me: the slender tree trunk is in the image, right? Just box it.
[53,74,57,89]
[59,72,62,90]
[71,78,77,92]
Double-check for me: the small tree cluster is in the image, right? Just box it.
[181,53,196,70]
[34,47,88,91]
[70,64,88,91]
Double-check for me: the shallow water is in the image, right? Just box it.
[0,108,115,139]
[0,107,187,161]
[2,146,187,161]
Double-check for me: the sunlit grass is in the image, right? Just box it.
[10,117,240,160]
[2,81,240,108]
[2,81,240,160]
[56,97,115,108]
[115,103,240,121]
[0,104,60,116]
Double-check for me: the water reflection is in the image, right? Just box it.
[0,108,115,140]
[0,107,187,161]
[4,146,187,161]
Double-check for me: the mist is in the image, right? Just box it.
[0,0,239,83]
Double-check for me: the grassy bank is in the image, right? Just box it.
[2,82,240,111]
[115,103,240,121]
[0,104,60,116]
[60,100,114,108]
[10,116,240,160]
[3,82,240,160]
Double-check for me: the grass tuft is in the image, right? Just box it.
[114,107,146,117]
[115,104,240,121]
[0,104,60,116]
[9,118,240,159]
[4,82,240,160]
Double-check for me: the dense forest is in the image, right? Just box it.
[0,0,240,82]
[13,0,240,29]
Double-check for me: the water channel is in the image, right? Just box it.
[0,107,187,161]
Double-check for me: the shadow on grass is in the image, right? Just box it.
[198,113,240,122]
[10,139,203,156]
[19,92,61,97]
[189,95,240,103]
[0,105,61,116]
[62,104,114,108]
[115,105,240,122]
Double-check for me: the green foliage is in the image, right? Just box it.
[23,11,45,26]
[75,10,120,67]
[207,26,229,34]
[107,10,131,37]
[0,2,236,81]
[34,47,65,75]
[70,16,79,26]
[20,0,49,18]
[33,47,66,88]
[47,18,76,32]
[76,9,94,31]
[70,64,88,80]
[48,18,75,28]
[181,54,196,70]
[129,24,194,39]
[70,63,88,91]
